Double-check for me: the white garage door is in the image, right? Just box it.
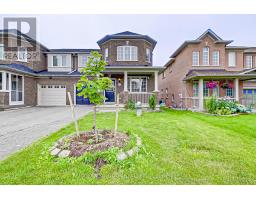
[38,85,66,106]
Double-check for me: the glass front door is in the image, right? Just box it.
[105,79,116,103]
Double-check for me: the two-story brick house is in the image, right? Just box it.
[159,29,256,110]
[0,30,161,109]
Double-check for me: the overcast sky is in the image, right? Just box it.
[1,14,256,66]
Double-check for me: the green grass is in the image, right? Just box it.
[1,109,256,184]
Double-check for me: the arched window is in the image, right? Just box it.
[117,46,138,61]
[202,47,209,65]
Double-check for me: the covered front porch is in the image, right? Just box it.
[103,66,161,106]
[182,69,256,111]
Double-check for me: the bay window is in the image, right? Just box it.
[18,47,27,62]
[117,46,138,61]
[202,47,209,65]
[104,48,109,62]
[226,88,233,97]
[127,77,147,93]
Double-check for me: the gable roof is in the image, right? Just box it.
[169,29,233,59]
[97,31,157,49]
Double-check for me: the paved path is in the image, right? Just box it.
[0,106,92,160]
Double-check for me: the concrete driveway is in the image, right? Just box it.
[0,106,92,160]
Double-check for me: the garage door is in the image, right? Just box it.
[38,85,66,106]
[243,89,256,107]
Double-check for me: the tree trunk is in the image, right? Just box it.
[93,104,98,143]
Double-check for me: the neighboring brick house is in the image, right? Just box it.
[0,30,161,109]
[159,29,256,110]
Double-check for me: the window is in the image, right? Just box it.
[192,51,199,66]
[0,44,4,60]
[81,55,87,66]
[212,51,220,66]
[162,70,166,79]
[128,77,147,92]
[62,55,67,66]
[245,55,253,69]
[146,48,151,63]
[202,47,209,65]
[104,48,109,62]
[193,81,199,97]
[226,88,233,97]
[52,55,68,67]
[203,82,209,97]
[0,72,2,90]
[18,47,27,62]
[117,46,138,61]
[11,74,23,102]
[228,52,236,67]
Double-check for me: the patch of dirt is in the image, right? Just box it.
[56,130,129,157]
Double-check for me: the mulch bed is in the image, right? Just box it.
[56,130,129,157]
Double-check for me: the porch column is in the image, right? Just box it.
[198,78,204,111]
[124,71,128,92]
[2,71,6,91]
[154,71,159,92]
[235,78,239,102]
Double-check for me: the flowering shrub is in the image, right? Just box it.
[206,81,218,89]
[205,96,251,115]
[219,80,234,89]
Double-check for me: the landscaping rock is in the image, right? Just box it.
[117,152,127,160]
[133,146,139,153]
[58,150,70,158]
[127,149,134,157]
[136,137,142,146]
[50,148,61,156]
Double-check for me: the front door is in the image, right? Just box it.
[105,79,116,103]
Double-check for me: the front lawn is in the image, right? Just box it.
[1,109,256,184]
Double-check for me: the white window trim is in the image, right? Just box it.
[202,47,210,66]
[146,48,151,63]
[9,73,24,106]
[17,47,27,62]
[51,54,68,67]
[0,44,5,60]
[128,76,148,93]
[104,48,109,62]
[228,52,236,67]
[212,50,220,66]
[245,55,253,69]
[117,46,138,61]
[192,51,200,66]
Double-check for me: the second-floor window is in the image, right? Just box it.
[52,55,67,67]
[104,48,109,62]
[117,46,138,61]
[202,47,209,65]
[18,47,27,62]
[228,52,236,67]
[146,48,151,63]
[192,51,199,66]
[212,51,220,66]
[245,55,253,69]
[0,44,4,60]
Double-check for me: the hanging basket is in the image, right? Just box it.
[206,81,218,89]
[220,80,234,89]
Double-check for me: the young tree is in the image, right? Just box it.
[77,51,113,143]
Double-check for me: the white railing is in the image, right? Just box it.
[180,97,199,110]
[128,92,154,104]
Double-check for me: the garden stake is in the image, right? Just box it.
[68,92,79,137]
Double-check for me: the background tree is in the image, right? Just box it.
[77,51,113,142]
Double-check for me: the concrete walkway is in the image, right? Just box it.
[0,106,92,160]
